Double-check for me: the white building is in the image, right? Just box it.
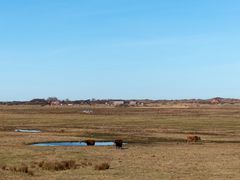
[112,101,124,106]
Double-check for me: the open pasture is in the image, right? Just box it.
[0,105,240,179]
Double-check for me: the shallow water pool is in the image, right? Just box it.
[15,129,41,133]
[31,141,115,147]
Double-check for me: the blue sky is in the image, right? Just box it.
[1,0,240,101]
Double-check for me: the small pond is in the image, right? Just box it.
[31,141,115,147]
[15,129,41,133]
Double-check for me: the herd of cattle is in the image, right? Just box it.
[85,139,123,148]
[84,136,201,148]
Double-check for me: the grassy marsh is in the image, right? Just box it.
[0,105,240,179]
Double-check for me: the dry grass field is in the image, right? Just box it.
[0,104,240,179]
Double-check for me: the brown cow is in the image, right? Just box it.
[114,139,123,149]
[187,136,201,143]
[85,140,95,146]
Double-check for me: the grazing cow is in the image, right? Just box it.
[187,136,201,143]
[85,140,95,146]
[114,139,123,149]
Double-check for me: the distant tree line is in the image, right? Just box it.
[0,97,239,106]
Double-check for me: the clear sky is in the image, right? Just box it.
[1,0,240,101]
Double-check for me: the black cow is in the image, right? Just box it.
[114,139,123,149]
[85,140,95,146]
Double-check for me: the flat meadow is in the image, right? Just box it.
[0,104,240,179]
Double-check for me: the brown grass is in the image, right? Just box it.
[16,164,28,173]
[1,164,34,176]
[80,161,93,167]
[40,160,76,171]
[28,170,34,176]
[94,162,110,170]
[1,105,240,179]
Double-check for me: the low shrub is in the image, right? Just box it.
[17,164,28,173]
[1,164,33,176]
[1,165,7,170]
[94,163,110,171]
[38,161,44,168]
[41,160,76,171]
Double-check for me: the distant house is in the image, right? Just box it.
[48,100,61,106]
[111,101,125,106]
[128,101,137,106]
[210,97,222,104]
[108,100,143,106]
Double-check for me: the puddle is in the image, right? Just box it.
[31,141,115,147]
[82,110,93,114]
[15,129,41,133]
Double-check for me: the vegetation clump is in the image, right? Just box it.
[39,160,76,171]
[1,164,34,176]
[94,163,110,171]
